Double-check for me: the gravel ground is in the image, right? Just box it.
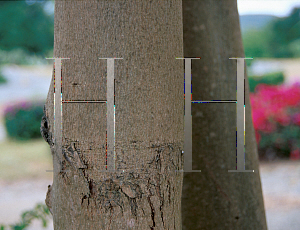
[260,160,300,230]
[0,161,299,230]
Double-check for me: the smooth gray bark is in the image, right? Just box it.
[181,1,268,229]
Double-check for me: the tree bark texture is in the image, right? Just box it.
[181,1,268,229]
[43,1,184,229]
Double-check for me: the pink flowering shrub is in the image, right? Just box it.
[4,100,44,140]
[3,100,32,117]
[250,82,300,160]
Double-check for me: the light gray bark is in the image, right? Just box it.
[43,1,184,229]
[181,0,268,229]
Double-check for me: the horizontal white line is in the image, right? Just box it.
[192,101,237,103]
[98,58,123,59]
[45,58,70,59]
[62,101,106,103]
[176,57,201,59]
[229,57,253,59]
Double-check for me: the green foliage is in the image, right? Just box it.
[0,203,51,230]
[0,1,54,56]
[268,8,300,58]
[288,38,300,58]
[242,7,300,61]
[245,59,254,68]
[259,125,300,158]
[243,28,273,58]
[0,72,7,84]
[4,101,44,140]
[248,71,285,92]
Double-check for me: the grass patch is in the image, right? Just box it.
[0,139,52,181]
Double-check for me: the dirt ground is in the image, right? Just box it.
[0,179,53,230]
[0,160,299,230]
[259,160,300,230]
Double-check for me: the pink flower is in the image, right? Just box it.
[255,131,261,146]
[283,84,300,107]
[290,149,300,160]
[3,105,14,116]
[20,101,31,109]
[3,100,32,117]
[273,109,291,126]
[251,108,276,133]
[293,113,300,126]
[251,108,266,130]
[251,83,300,131]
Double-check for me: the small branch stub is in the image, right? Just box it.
[45,185,53,215]
[40,105,54,150]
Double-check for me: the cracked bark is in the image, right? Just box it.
[44,1,184,229]
[181,0,268,229]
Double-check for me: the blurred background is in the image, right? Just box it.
[0,0,299,229]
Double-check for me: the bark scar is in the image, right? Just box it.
[147,178,155,229]
[62,142,87,170]
[45,184,53,215]
[40,105,54,152]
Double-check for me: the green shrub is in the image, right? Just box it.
[4,101,44,140]
[248,71,285,92]
[258,125,300,159]
[0,72,7,85]
[0,203,51,230]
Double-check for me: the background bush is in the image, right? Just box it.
[248,71,285,92]
[242,7,300,63]
[251,83,300,160]
[0,1,54,55]
[4,101,44,140]
[0,72,6,85]
[0,203,51,230]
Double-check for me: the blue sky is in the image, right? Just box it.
[41,1,300,18]
[42,1,300,18]
[237,0,300,17]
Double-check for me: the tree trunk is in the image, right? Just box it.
[42,1,184,229]
[181,1,268,229]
